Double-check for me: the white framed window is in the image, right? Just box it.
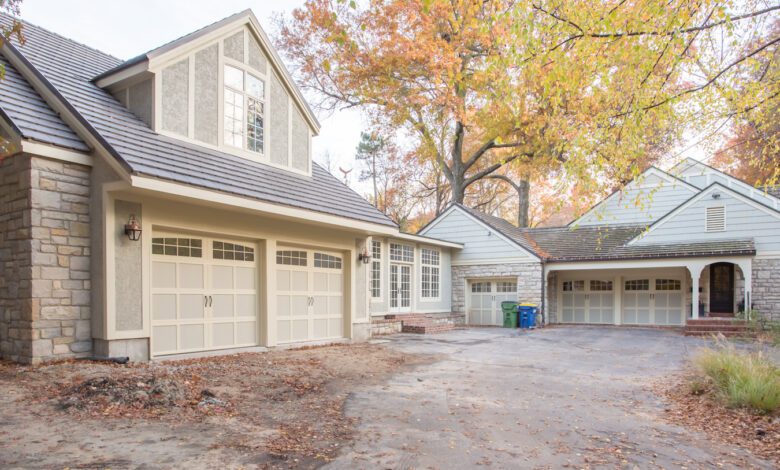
[371,240,381,299]
[496,281,517,293]
[390,243,414,263]
[314,252,342,269]
[421,248,440,299]
[562,280,585,292]
[276,250,307,266]
[223,64,265,154]
[625,279,650,291]
[471,282,491,293]
[589,280,613,291]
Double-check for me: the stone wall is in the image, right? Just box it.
[546,271,558,324]
[753,258,780,322]
[451,262,543,316]
[0,155,92,363]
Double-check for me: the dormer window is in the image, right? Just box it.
[224,65,265,154]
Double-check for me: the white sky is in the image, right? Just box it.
[18,1,709,197]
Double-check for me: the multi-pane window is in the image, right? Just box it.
[223,65,265,154]
[625,279,650,291]
[655,279,681,291]
[276,250,307,266]
[213,241,254,261]
[421,248,440,299]
[471,282,492,293]
[589,280,613,291]
[314,253,342,269]
[390,243,414,262]
[496,281,517,293]
[371,241,381,299]
[562,280,585,291]
[152,238,202,257]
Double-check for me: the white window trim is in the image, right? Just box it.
[389,242,414,264]
[370,240,382,302]
[420,247,441,301]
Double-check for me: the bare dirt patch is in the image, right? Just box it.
[0,342,430,469]
[654,374,780,465]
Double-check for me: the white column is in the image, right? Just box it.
[263,239,277,347]
[613,275,622,326]
[688,262,706,320]
[736,259,753,317]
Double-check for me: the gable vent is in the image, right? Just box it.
[705,206,726,232]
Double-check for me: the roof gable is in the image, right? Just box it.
[570,166,699,227]
[93,10,320,134]
[628,183,780,251]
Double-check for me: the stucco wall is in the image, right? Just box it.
[161,58,190,136]
[269,73,289,167]
[451,262,543,315]
[128,79,153,127]
[753,258,780,321]
[194,44,219,145]
[224,30,244,62]
[114,200,143,331]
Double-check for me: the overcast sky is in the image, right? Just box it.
[18,1,707,197]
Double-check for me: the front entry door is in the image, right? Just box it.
[390,264,411,313]
[710,263,734,314]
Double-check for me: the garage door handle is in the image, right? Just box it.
[204,295,208,307]
[209,295,213,307]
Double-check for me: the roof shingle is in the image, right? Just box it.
[1,16,395,228]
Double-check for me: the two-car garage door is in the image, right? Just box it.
[151,235,346,356]
[560,276,684,326]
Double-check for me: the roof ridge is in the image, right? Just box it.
[12,16,123,64]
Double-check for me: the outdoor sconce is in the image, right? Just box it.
[358,247,371,264]
[124,214,142,241]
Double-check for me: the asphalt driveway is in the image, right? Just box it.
[327,327,774,469]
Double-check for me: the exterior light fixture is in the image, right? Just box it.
[124,214,142,241]
[358,247,371,264]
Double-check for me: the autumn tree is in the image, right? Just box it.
[278,0,780,223]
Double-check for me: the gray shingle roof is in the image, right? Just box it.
[0,55,88,151]
[760,185,780,199]
[1,17,395,228]
[452,205,756,262]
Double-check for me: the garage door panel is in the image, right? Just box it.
[329,318,342,337]
[153,262,176,288]
[212,265,234,289]
[180,294,205,319]
[180,324,205,350]
[236,295,255,316]
[235,267,255,289]
[313,319,328,338]
[152,325,177,354]
[291,271,308,291]
[328,296,342,316]
[212,322,234,347]
[292,320,308,341]
[313,272,328,292]
[329,273,342,292]
[179,264,204,289]
[237,321,257,344]
[153,294,176,321]
[291,295,309,315]
[212,294,234,317]
[278,320,291,342]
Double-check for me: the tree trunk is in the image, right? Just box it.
[517,178,530,228]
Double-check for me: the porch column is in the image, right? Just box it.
[688,262,706,320]
[736,259,753,316]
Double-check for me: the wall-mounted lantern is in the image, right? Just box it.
[124,214,142,241]
[358,246,371,264]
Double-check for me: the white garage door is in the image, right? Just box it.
[623,278,684,326]
[468,280,517,326]
[276,248,344,343]
[151,235,258,356]
[561,280,614,324]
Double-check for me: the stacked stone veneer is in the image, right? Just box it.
[753,259,780,322]
[546,271,558,324]
[451,263,543,316]
[0,155,91,363]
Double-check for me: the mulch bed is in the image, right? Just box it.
[654,374,780,465]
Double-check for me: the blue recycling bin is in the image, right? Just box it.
[518,304,538,329]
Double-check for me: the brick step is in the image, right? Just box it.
[684,325,749,332]
[686,319,748,326]
[402,323,455,334]
[683,330,755,338]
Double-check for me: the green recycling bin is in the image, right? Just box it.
[501,301,519,328]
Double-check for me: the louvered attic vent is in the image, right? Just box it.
[705,206,726,232]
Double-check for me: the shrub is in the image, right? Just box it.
[692,343,780,414]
